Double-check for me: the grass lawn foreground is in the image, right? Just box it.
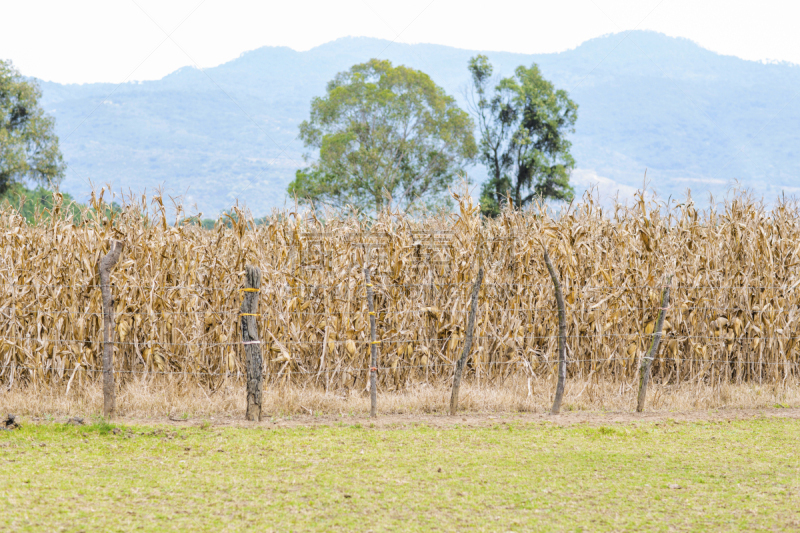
[0,416,798,531]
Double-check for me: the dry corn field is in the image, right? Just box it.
[1,189,800,408]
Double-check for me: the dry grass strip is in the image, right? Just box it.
[3,377,798,419]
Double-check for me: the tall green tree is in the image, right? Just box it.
[0,60,65,196]
[288,59,476,213]
[468,55,578,217]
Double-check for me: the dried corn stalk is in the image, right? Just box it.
[0,189,798,390]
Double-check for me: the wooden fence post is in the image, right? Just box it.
[637,275,672,412]
[99,239,124,418]
[364,266,378,418]
[241,265,263,421]
[450,267,484,415]
[542,245,567,415]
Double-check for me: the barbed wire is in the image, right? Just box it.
[2,331,800,348]
[3,356,797,380]
[1,283,237,291]
[3,279,799,388]
[3,281,800,291]
[2,305,794,319]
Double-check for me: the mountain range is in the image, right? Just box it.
[36,30,800,215]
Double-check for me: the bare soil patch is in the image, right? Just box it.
[31,406,800,430]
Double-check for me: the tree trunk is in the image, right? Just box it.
[99,240,124,418]
[241,265,263,421]
[637,276,672,412]
[543,245,567,415]
[450,267,484,415]
[364,266,378,418]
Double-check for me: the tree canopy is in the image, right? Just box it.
[468,55,577,217]
[0,60,65,196]
[288,59,476,213]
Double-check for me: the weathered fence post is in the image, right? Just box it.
[99,239,124,418]
[637,275,672,412]
[240,265,263,421]
[364,266,378,418]
[450,267,484,415]
[543,245,567,415]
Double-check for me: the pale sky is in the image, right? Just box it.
[1,0,799,84]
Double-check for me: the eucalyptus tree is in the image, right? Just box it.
[289,59,476,213]
[0,60,65,196]
[468,55,577,216]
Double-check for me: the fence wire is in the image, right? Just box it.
[3,304,797,318]
[6,357,798,381]
[4,332,800,347]
[2,280,799,389]
[4,281,800,291]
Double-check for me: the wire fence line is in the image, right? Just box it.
[2,305,797,318]
[3,331,798,382]
[4,281,800,291]
[4,356,798,381]
[7,183,800,416]
[3,276,800,394]
[3,332,800,347]
[3,287,798,345]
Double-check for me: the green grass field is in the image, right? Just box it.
[1,416,798,531]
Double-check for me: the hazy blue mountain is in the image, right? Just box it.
[36,31,800,215]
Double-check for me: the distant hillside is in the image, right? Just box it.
[37,31,800,215]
